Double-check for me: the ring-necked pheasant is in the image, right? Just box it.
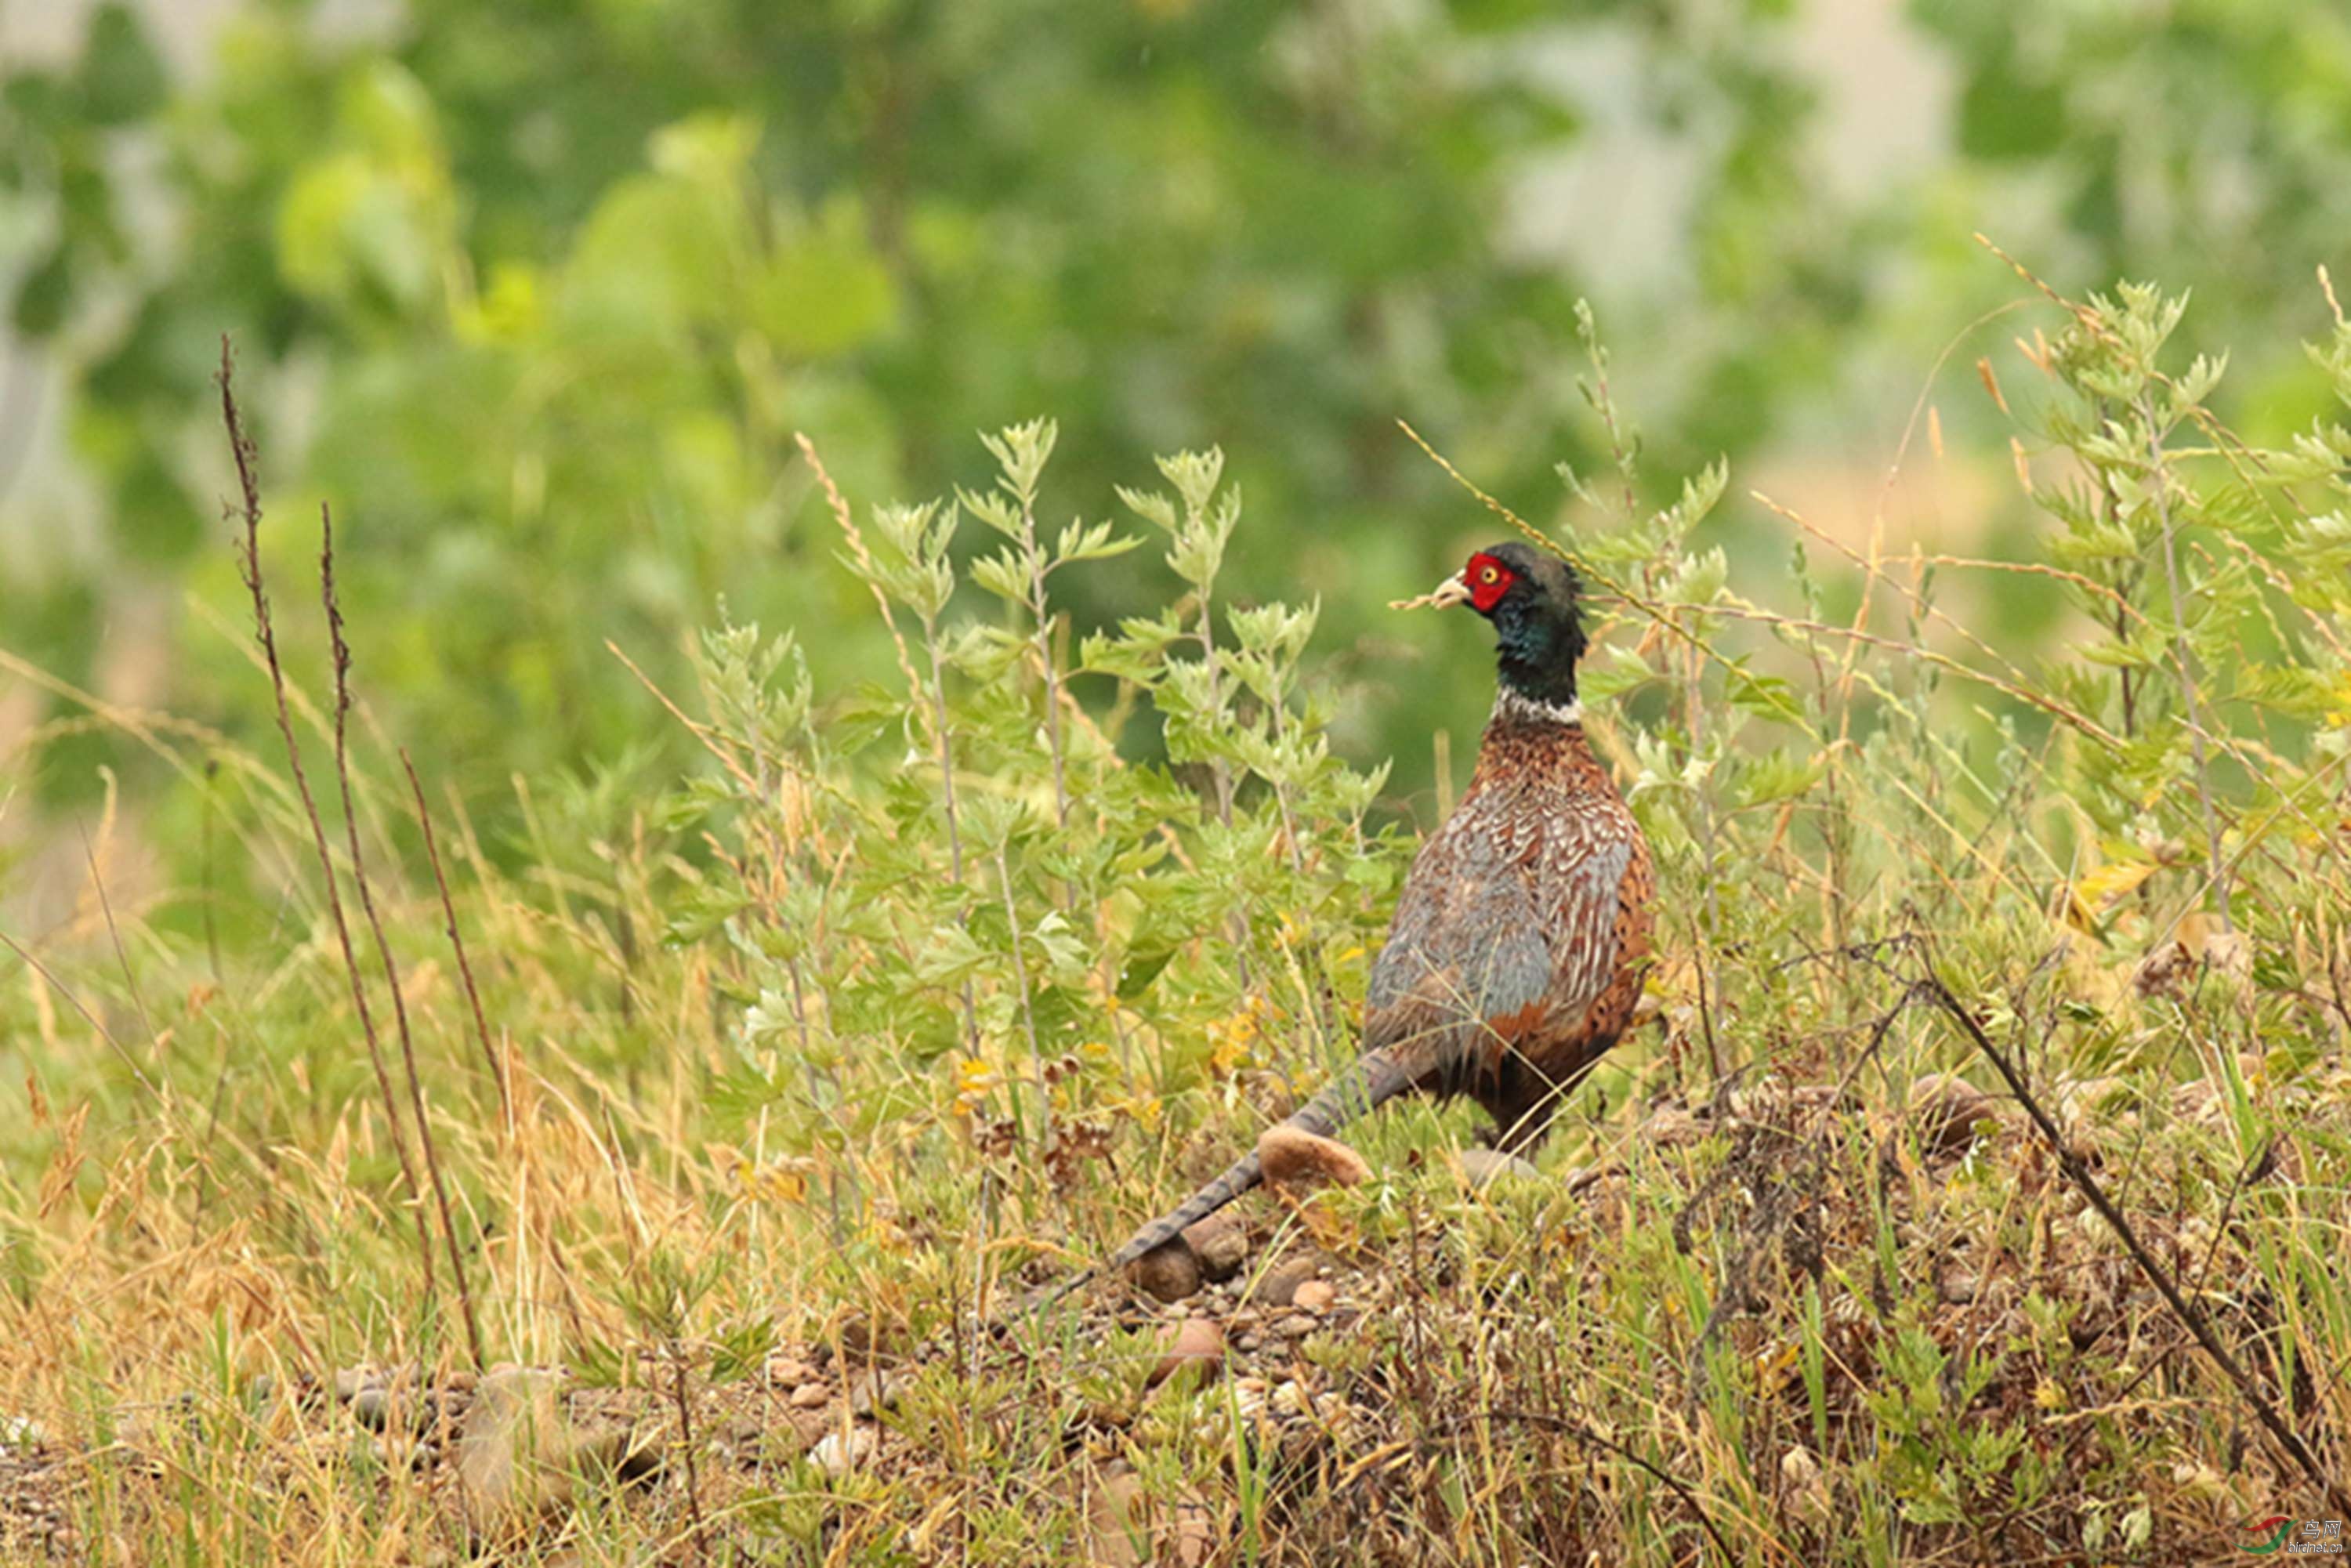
[1099,540,1655,1284]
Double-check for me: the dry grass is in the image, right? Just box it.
[2,744,2346,1566]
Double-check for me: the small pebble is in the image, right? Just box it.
[1907,1074,1998,1155]
[1246,1255,1318,1309]
[847,1369,900,1417]
[1292,1280,1336,1315]
[810,1425,875,1478]
[373,1437,428,1470]
[789,1382,831,1410]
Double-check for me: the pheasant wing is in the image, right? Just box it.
[1364,820,1555,1070]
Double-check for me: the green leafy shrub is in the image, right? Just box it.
[639,274,2351,1552]
[669,422,1407,1280]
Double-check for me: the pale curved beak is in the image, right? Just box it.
[1423,574,1474,610]
[1388,572,1476,612]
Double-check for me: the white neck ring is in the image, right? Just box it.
[1492,688,1582,726]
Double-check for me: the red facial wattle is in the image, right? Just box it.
[1463,552,1515,613]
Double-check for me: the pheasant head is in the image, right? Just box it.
[1415,541,1587,714]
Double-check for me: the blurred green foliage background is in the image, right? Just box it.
[4,0,2348,864]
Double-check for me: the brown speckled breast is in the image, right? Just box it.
[1364,694,1653,1149]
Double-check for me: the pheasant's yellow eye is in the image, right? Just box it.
[1478,565,1501,585]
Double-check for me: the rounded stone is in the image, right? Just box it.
[1456,1148,1542,1190]
[1129,1239,1204,1303]
[1089,1471,1216,1568]
[1907,1074,1997,1155]
[1244,1255,1318,1309]
[456,1367,575,1535]
[1180,1214,1249,1282]
[846,1369,900,1417]
[810,1425,876,1477]
[1147,1317,1226,1390]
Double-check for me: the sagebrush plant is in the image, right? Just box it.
[0,266,2346,1563]
[676,420,1403,1301]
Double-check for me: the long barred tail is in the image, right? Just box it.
[1103,1045,1418,1273]
[1288,1043,1418,1139]
[1105,1148,1263,1273]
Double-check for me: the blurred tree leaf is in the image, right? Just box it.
[79,3,167,126]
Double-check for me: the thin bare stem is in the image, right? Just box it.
[916,605,984,1056]
[2140,392,2233,932]
[994,838,1053,1159]
[217,336,443,1327]
[1196,595,1236,831]
[1575,305,1641,525]
[80,826,155,1048]
[320,502,487,1371]
[0,926,162,1103]
[404,749,511,1136]
[1020,507,1070,830]
[1176,503,1254,987]
[668,1340,709,1560]
[1714,599,2124,751]
[1753,488,2145,693]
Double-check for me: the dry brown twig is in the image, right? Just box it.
[1913,962,2349,1517]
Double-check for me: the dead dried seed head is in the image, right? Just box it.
[2135,938,2195,999]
